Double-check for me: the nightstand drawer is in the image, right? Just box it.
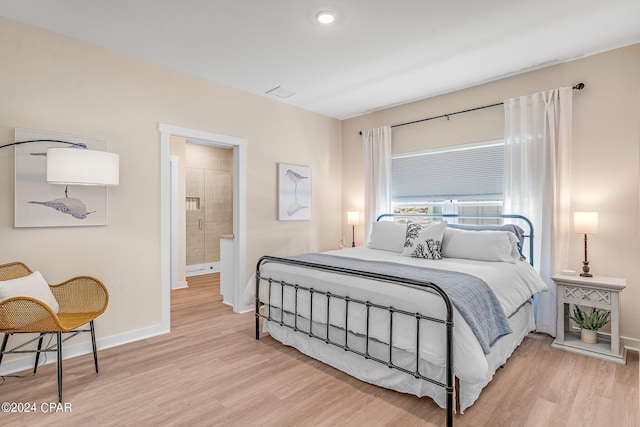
[563,286,611,306]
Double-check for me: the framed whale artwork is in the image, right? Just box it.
[14,128,108,227]
[278,163,311,221]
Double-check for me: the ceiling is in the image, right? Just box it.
[1,0,639,120]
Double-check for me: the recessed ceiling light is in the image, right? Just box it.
[315,10,335,24]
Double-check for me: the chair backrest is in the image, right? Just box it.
[0,262,57,333]
[0,262,33,281]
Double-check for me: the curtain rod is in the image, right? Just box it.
[359,82,585,135]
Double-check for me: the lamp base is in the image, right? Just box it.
[351,224,356,247]
[580,260,592,277]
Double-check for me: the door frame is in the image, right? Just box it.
[159,123,248,330]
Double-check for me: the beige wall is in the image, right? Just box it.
[342,44,640,347]
[0,17,342,353]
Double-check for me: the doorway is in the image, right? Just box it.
[159,123,248,332]
[184,142,233,276]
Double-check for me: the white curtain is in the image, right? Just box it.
[503,87,573,336]
[363,126,392,243]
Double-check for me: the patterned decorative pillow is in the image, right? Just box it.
[401,221,446,259]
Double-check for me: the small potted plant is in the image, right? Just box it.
[569,306,610,344]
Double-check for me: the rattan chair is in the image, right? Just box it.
[0,261,109,402]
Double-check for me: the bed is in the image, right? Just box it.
[253,214,547,426]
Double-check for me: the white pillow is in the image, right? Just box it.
[401,221,446,259]
[441,227,520,263]
[0,271,59,313]
[368,221,407,253]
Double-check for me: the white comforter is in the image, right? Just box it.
[254,246,547,383]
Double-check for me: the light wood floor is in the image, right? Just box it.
[1,273,638,426]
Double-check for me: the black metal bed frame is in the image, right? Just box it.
[255,214,534,427]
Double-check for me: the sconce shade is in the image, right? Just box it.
[574,212,598,234]
[47,148,119,186]
[347,211,360,226]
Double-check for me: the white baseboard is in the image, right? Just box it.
[238,305,255,314]
[0,322,169,376]
[171,280,188,290]
[186,262,220,276]
[622,335,640,353]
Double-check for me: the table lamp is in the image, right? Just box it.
[574,212,598,277]
[347,211,360,247]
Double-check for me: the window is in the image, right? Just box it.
[391,140,504,220]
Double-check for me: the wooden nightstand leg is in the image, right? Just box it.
[611,293,620,355]
[555,285,566,343]
[563,303,571,334]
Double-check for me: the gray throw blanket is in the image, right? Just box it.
[287,253,512,353]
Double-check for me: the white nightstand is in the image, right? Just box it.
[551,274,626,364]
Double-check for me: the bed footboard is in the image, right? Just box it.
[255,255,455,427]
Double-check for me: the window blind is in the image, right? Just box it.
[392,141,504,202]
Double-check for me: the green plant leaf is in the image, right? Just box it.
[569,306,610,330]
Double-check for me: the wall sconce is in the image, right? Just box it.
[347,211,360,247]
[1,139,119,187]
[574,211,598,277]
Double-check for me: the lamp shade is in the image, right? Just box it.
[347,211,360,226]
[47,147,119,186]
[574,211,598,234]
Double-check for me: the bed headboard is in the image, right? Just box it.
[376,213,534,266]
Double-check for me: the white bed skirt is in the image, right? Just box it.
[263,300,534,412]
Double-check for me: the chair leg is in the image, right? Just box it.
[0,333,10,368]
[56,331,62,403]
[90,320,99,373]
[33,333,45,374]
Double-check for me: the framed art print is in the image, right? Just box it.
[278,163,311,221]
[14,128,108,227]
